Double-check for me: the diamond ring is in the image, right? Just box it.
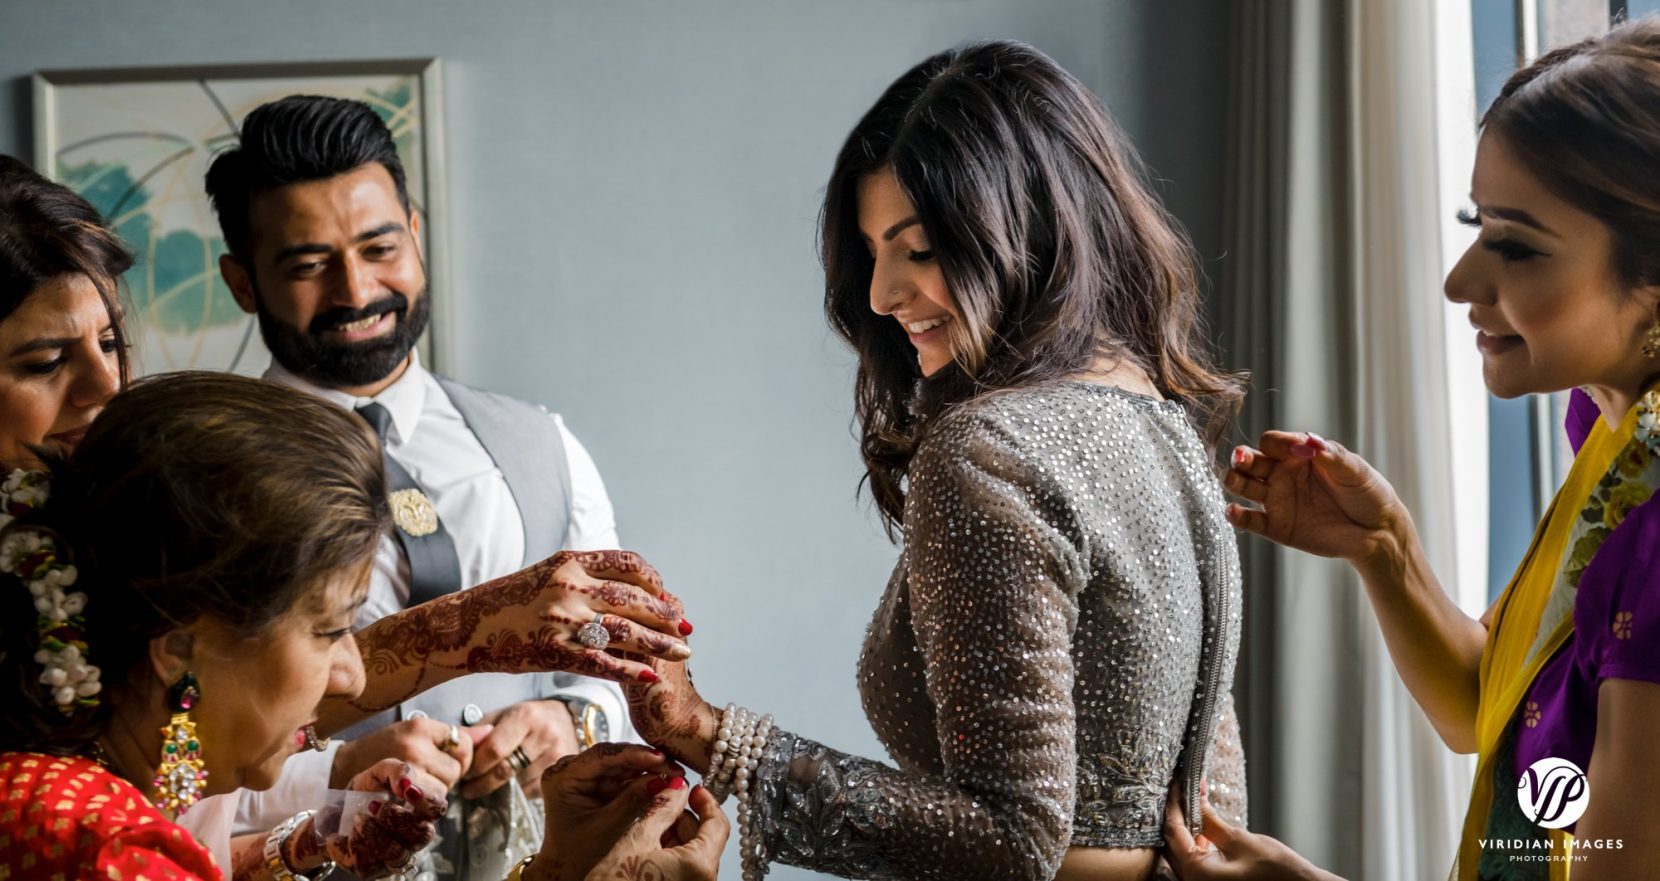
[577,613,611,650]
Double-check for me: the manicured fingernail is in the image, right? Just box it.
[678,618,694,636]
[1291,442,1316,460]
[396,777,413,798]
[638,669,660,684]
[692,784,707,796]
[1306,432,1327,451]
[647,777,669,795]
[649,748,664,757]
[668,776,687,790]
[406,786,425,803]
[369,799,383,815]
[671,644,692,661]
[1231,448,1247,467]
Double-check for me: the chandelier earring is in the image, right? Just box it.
[152,671,208,814]
[1643,322,1660,359]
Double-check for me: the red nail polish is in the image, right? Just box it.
[368,799,383,815]
[638,669,660,684]
[668,776,687,790]
[1231,448,1246,467]
[678,619,694,636]
[647,777,669,795]
[406,786,425,803]
[396,777,413,798]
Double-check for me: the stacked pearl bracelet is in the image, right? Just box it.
[704,703,773,881]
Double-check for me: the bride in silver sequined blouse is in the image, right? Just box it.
[621,41,1249,881]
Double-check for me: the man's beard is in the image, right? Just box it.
[255,284,431,389]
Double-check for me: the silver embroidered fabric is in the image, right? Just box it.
[748,382,1245,880]
[1205,692,1248,830]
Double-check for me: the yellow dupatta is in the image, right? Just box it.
[1454,400,1644,881]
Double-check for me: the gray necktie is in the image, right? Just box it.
[357,402,462,606]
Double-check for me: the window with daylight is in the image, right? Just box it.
[1470,0,1630,602]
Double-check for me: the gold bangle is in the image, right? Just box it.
[505,853,536,881]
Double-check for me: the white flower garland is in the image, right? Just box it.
[0,469,100,713]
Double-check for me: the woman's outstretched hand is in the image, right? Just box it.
[345,549,691,715]
[523,744,727,881]
[617,604,720,775]
[1223,432,1413,572]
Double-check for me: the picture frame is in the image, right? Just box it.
[32,58,450,376]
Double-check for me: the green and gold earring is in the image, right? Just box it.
[152,671,208,814]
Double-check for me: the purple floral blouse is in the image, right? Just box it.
[1512,389,1660,832]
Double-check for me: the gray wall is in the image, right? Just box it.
[0,2,1229,876]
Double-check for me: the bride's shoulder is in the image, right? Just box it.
[913,384,1087,479]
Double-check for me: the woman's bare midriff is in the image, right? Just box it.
[1054,844,1159,881]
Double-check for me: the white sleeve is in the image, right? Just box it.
[545,415,636,740]
[231,740,343,835]
[173,791,238,873]
[553,415,620,551]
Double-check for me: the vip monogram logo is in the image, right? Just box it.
[1518,757,1590,829]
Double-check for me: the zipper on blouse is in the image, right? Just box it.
[1183,563,1229,835]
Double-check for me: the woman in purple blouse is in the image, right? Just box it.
[1164,17,1660,881]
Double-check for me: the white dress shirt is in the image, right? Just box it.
[266,352,621,619]
[214,352,634,837]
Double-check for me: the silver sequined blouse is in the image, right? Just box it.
[749,381,1245,880]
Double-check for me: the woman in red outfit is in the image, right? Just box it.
[0,158,698,880]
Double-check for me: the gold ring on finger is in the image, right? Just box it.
[508,745,532,773]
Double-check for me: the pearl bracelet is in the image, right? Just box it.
[702,704,774,881]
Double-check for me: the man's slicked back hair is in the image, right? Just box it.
[205,95,410,258]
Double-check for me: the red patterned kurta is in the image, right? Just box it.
[0,751,221,881]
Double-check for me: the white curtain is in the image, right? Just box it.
[1350,1,1483,878]
[1226,1,1484,877]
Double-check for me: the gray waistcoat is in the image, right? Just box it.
[338,377,576,740]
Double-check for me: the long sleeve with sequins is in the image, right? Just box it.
[751,409,1080,881]
[748,383,1242,881]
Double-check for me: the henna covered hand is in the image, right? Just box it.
[334,551,692,724]
[283,761,447,880]
[579,778,728,881]
[525,744,688,881]
[618,634,718,775]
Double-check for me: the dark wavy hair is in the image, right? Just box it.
[0,372,389,756]
[822,41,1246,534]
[0,155,134,388]
[206,94,410,259]
[1482,16,1660,291]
